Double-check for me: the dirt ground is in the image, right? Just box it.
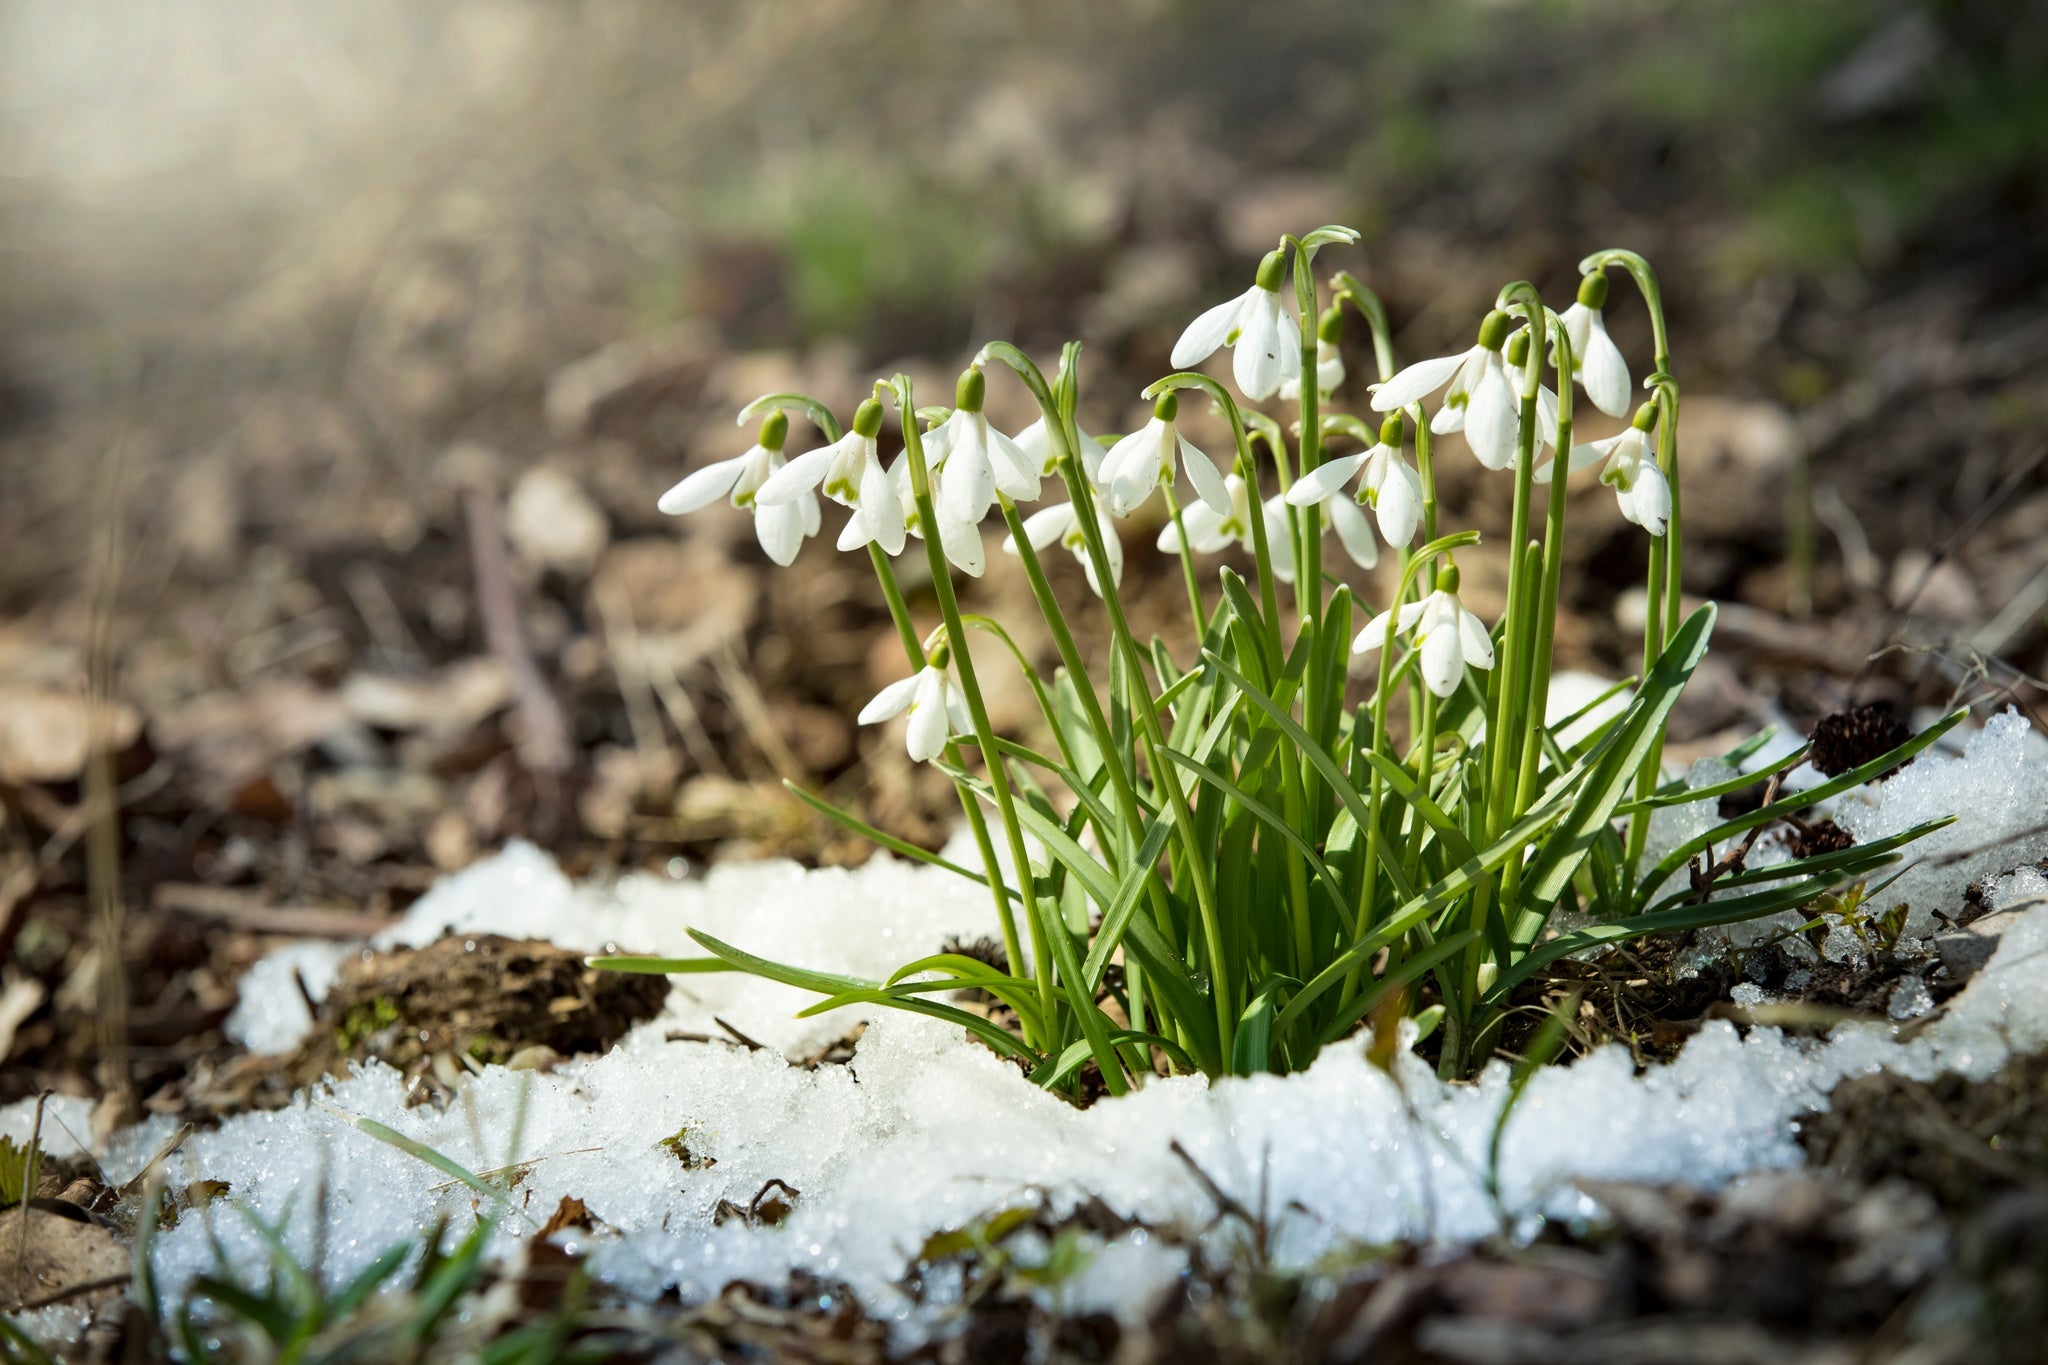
[2,1,2045,1358]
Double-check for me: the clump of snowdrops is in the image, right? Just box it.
[611,234,1954,1090]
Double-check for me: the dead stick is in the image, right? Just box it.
[462,482,572,775]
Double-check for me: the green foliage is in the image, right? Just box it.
[612,244,1956,1093]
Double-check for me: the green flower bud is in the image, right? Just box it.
[1153,391,1179,423]
[1316,304,1345,344]
[757,410,789,451]
[1379,413,1406,448]
[851,398,885,439]
[954,367,986,414]
[1438,561,1461,594]
[1630,400,1659,432]
[926,640,952,669]
[1505,329,1531,367]
[1476,309,1512,352]
[1254,249,1288,292]
[1575,271,1609,310]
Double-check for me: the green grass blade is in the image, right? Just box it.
[1162,746,1357,937]
[1512,603,1717,937]
[1636,709,1967,902]
[783,781,1018,901]
[587,955,732,975]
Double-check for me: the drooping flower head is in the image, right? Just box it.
[837,451,987,576]
[936,367,1040,525]
[1171,249,1301,402]
[858,638,973,764]
[1157,473,1377,583]
[1372,309,1520,471]
[1558,270,1632,419]
[1353,562,1495,699]
[657,410,822,566]
[1015,416,1109,485]
[756,397,901,554]
[1284,411,1423,549]
[1003,501,1122,597]
[1539,400,1670,536]
[1099,390,1233,518]
[1281,304,1347,403]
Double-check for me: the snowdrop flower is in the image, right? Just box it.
[1284,413,1423,548]
[1156,474,1377,582]
[1353,565,1495,698]
[1171,249,1300,401]
[838,453,988,575]
[1099,391,1233,517]
[1558,271,1632,418]
[756,398,902,554]
[936,368,1040,525]
[1003,501,1122,596]
[1371,310,1519,471]
[859,646,973,764]
[1015,416,1109,485]
[1538,401,1670,536]
[1280,306,1346,402]
[658,411,821,566]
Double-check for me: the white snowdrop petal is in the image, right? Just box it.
[1421,625,1465,698]
[1458,607,1496,670]
[1178,435,1234,515]
[1464,365,1519,470]
[755,446,835,505]
[1369,350,1467,412]
[943,683,974,740]
[1171,292,1247,368]
[1397,598,1429,632]
[1326,497,1379,570]
[1352,612,1400,654]
[1377,462,1423,547]
[988,428,1042,501]
[1285,453,1367,506]
[756,501,807,566]
[858,674,923,724]
[836,510,876,552]
[938,508,986,577]
[659,457,747,514]
[1580,312,1632,418]
[1629,463,1671,535]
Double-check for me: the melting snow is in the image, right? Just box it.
[8,710,2047,1343]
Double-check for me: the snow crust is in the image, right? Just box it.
[11,709,2045,1341]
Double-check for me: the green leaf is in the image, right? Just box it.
[1488,872,1881,1002]
[1034,1029,1197,1089]
[193,1276,298,1345]
[329,1240,414,1319]
[783,781,1018,901]
[405,1221,493,1343]
[1511,603,1717,939]
[1204,651,1420,906]
[684,929,875,996]
[1162,747,1357,938]
[1640,818,1954,916]
[1230,976,1297,1076]
[1617,741,1810,815]
[322,1108,502,1204]
[788,988,1041,1063]
[1316,929,1480,1046]
[587,955,732,975]
[1078,812,1176,992]
[1636,709,1966,902]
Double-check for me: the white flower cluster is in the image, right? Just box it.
[660,243,1670,748]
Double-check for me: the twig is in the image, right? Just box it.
[462,479,572,775]
[1688,771,1785,901]
[151,883,397,939]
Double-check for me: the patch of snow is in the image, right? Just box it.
[1835,709,2048,932]
[43,835,2036,1341]
[12,707,2041,1348]
[223,942,353,1054]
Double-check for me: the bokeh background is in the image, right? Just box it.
[2,0,2044,1106]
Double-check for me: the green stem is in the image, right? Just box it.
[890,376,1124,1092]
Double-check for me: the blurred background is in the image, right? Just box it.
[1,0,2044,1110]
